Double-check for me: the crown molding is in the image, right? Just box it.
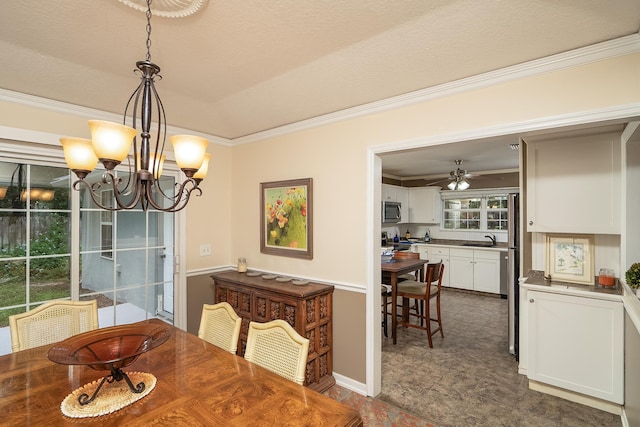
[0,88,231,146]
[233,33,640,145]
[374,102,640,156]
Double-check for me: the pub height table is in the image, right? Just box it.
[381,257,427,344]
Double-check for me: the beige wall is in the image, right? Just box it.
[221,53,640,384]
[1,51,639,387]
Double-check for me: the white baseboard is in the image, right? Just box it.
[529,380,622,416]
[621,407,630,427]
[333,372,367,396]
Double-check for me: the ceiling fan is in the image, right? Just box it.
[427,160,473,190]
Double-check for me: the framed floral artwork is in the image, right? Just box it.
[260,178,313,259]
[545,234,594,285]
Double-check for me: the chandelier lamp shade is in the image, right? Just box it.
[59,0,210,212]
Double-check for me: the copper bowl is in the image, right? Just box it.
[47,318,172,371]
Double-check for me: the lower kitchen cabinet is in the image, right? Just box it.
[449,249,474,290]
[428,246,450,287]
[526,289,623,404]
[449,248,501,294]
[472,250,501,294]
[413,244,450,286]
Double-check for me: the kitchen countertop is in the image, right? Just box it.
[408,239,508,250]
[522,269,622,300]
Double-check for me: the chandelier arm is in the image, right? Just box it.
[150,79,167,166]
[69,172,133,211]
[143,178,202,212]
[122,77,144,176]
[110,176,144,210]
[152,174,179,201]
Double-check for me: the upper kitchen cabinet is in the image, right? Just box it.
[382,183,409,223]
[525,129,621,234]
[408,187,442,224]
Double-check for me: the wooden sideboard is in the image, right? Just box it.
[211,270,335,392]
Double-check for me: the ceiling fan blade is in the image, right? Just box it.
[424,178,451,186]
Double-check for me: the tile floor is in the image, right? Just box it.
[376,288,622,426]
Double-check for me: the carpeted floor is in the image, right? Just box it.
[377,287,622,426]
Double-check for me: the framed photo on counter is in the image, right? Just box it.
[260,178,313,260]
[545,234,594,285]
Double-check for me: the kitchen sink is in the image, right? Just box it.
[461,242,495,247]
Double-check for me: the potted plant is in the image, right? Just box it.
[626,263,640,295]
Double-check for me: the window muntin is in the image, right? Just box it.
[487,196,508,230]
[442,194,510,231]
[100,190,113,259]
[0,162,72,327]
[443,198,481,230]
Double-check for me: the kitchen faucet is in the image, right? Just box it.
[484,234,496,246]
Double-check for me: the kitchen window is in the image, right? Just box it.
[486,195,508,230]
[442,192,512,231]
[443,198,481,230]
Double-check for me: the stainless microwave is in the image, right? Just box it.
[382,201,402,223]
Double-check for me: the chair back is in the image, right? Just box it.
[198,302,242,354]
[393,251,419,260]
[244,319,310,385]
[425,261,444,296]
[9,300,99,352]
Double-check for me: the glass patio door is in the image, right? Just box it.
[0,156,177,355]
[78,168,176,327]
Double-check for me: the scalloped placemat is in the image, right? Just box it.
[61,372,156,418]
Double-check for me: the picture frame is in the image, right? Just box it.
[545,234,594,285]
[260,178,313,259]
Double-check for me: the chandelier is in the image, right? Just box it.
[60,0,209,212]
[447,160,470,191]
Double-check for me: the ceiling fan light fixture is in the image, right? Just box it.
[446,160,470,191]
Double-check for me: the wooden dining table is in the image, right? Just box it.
[381,257,427,344]
[0,322,363,426]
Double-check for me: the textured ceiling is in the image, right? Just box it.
[1,1,639,176]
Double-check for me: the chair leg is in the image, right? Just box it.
[424,299,433,348]
[436,293,444,338]
[382,294,388,337]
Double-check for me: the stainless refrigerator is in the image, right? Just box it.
[507,193,519,358]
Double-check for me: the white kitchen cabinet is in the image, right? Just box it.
[382,184,408,223]
[526,289,623,404]
[397,187,408,224]
[449,248,474,290]
[413,244,450,287]
[427,246,450,287]
[414,244,429,260]
[449,248,501,293]
[408,187,441,223]
[381,183,396,202]
[526,131,621,234]
[472,250,501,294]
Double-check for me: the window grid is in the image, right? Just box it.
[443,195,509,231]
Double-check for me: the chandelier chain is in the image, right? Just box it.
[145,0,153,61]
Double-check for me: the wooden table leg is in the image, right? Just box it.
[391,273,398,344]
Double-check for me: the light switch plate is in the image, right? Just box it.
[199,244,211,256]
